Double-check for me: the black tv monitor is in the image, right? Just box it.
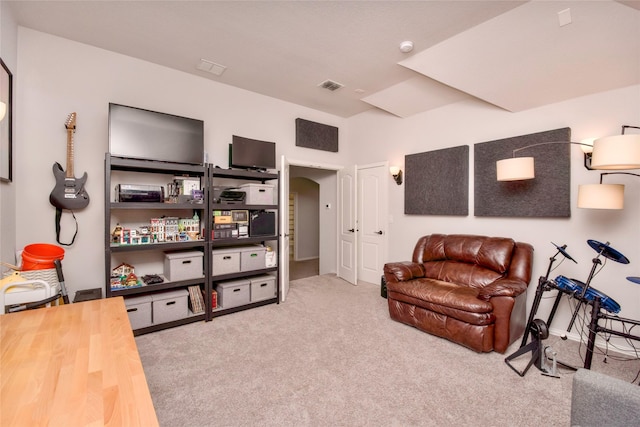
[108,103,204,165]
[230,135,276,171]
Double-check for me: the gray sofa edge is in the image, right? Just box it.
[571,368,640,427]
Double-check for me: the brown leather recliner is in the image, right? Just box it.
[384,234,534,353]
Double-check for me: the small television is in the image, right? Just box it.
[230,135,276,171]
[109,103,204,165]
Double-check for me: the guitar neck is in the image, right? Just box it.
[66,128,75,178]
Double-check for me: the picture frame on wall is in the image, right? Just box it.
[0,58,13,182]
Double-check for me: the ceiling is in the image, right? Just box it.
[7,1,640,118]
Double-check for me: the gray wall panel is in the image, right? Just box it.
[474,127,571,217]
[405,145,469,216]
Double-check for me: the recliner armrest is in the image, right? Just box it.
[383,262,425,283]
[477,278,527,301]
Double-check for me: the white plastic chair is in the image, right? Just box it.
[1,280,53,314]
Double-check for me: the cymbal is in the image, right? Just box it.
[627,276,640,285]
[552,242,577,263]
[587,240,630,264]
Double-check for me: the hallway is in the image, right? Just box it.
[289,258,319,281]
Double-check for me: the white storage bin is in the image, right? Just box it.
[240,245,267,272]
[164,251,203,282]
[250,274,276,302]
[124,294,153,330]
[216,279,250,309]
[240,183,274,205]
[152,289,189,324]
[212,248,241,276]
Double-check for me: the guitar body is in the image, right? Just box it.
[49,162,90,210]
[49,112,90,211]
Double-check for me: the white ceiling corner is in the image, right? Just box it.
[399,1,640,113]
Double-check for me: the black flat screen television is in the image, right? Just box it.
[230,135,276,171]
[109,103,204,165]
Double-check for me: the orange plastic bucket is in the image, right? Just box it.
[21,243,65,271]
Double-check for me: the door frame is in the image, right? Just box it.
[283,157,342,282]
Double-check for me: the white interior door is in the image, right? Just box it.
[338,165,357,284]
[357,164,388,284]
[279,155,290,302]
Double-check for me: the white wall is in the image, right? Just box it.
[348,85,640,348]
[14,28,346,298]
[0,3,17,268]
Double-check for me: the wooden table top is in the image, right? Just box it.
[1,297,159,427]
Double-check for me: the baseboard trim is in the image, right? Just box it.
[293,256,319,262]
[549,327,639,358]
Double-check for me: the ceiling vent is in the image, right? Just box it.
[319,79,344,91]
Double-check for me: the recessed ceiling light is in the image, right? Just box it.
[196,59,226,76]
[399,41,414,53]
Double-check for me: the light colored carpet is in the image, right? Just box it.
[135,274,639,427]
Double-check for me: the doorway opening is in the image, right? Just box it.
[289,176,319,280]
[286,163,339,282]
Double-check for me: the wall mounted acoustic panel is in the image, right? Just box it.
[474,127,571,217]
[405,145,469,216]
[295,118,338,152]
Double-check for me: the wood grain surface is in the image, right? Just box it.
[1,297,158,426]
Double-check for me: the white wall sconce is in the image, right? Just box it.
[577,172,640,209]
[389,166,403,185]
[496,141,594,181]
[590,126,640,170]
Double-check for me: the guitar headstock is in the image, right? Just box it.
[65,112,77,131]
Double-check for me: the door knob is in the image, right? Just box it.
[376,230,383,235]
[348,228,355,233]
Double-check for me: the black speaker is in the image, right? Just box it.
[249,211,276,237]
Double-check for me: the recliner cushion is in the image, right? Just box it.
[423,260,502,290]
[414,234,515,276]
[387,278,495,326]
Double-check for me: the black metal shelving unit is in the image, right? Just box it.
[104,156,281,332]
[208,166,280,320]
[104,154,210,334]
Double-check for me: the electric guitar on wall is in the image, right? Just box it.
[49,112,90,210]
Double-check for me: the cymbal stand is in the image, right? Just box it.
[566,247,605,333]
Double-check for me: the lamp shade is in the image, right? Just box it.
[577,184,624,209]
[496,157,535,181]
[0,101,6,121]
[591,134,640,170]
